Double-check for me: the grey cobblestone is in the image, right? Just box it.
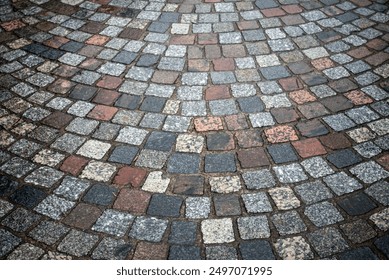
[0,0,388,260]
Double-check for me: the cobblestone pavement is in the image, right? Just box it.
[0,0,388,260]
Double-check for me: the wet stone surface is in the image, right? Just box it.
[0,0,388,260]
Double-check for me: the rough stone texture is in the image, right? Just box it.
[201,219,234,244]
[308,227,349,258]
[0,0,388,260]
[274,236,314,260]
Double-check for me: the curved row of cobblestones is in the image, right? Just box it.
[0,0,389,259]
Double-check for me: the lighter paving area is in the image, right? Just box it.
[0,0,388,260]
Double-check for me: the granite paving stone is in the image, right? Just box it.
[370,208,389,231]
[206,245,238,260]
[338,247,379,260]
[24,166,64,188]
[271,211,307,236]
[214,194,241,216]
[0,176,18,197]
[141,171,170,193]
[176,134,204,153]
[58,229,98,257]
[9,185,46,209]
[338,192,377,216]
[301,157,334,178]
[350,161,389,184]
[1,208,41,232]
[168,245,201,260]
[201,218,234,244]
[0,199,13,218]
[307,227,349,258]
[239,240,275,260]
[169,221,197,245]
[365,181,389,206]
[51,133,86,153]
[129,216,168,243]
[0,229,21,258]
[305,201,344,227]
[353,141,382,158]
[267,143,298,164]
[116,126,148,145]
[92,237,132,260]
[242,169,275,189]
[185,197,210,219]
[28,220,69,246]
[83,183,118,207]
[0,0,388,260]
[340,219,377,244]
[204,153,236,173]
[108,145,138,165]
[163,116,191,132]
[7,244,45,260]
[274,236,314,260]
[238,216,270,239]
[323,172,363,196]
[273,163,308,183]
[77,140,111,160]
[374,235,389,258]
[147,194,183,218]
[326,149,363,169]
[92,209,134,237]
[135,149,169,169]
[209,175,241,193]
[294,181,333,205]
[269,186,301,210]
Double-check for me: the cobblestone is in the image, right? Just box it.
[0,0,388,260]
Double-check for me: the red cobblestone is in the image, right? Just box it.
[213,58,235,71]
[194,117,224,132]
[151,71,179,84]
[133,243,168,260]
[85,35,109,46]
[188,59,210,72]
[262,8,286,17]
[222,45,246,58]
[377,154,389,171]
[271,108,300,123]
[311,58,335,70]
[282,4,303,14]
[237,148,270,168]
[93,89,120,105]
[88,105,118,121]
[345,90,374,105]
[225,114,249,130]
[265,125,299,143]
[235,130,263,148]
[292,138,327,158]
[198,33,218,45]
[279,77,304,91]
[289,90,317,104]
[63,203,102,230]
[237,21,260,30]
[60,155,89,176]
[48,79,75,94]
[347,46,372,59]
[43,36,69,49]
[1,20,25,31]
[113,188,151,214]
[170,35,196,45]
[43,111,73,129]
[320,133,352,150]
[113,167,147,188]
[96,75,123,89]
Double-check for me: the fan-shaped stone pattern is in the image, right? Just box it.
[0,0,388,260]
